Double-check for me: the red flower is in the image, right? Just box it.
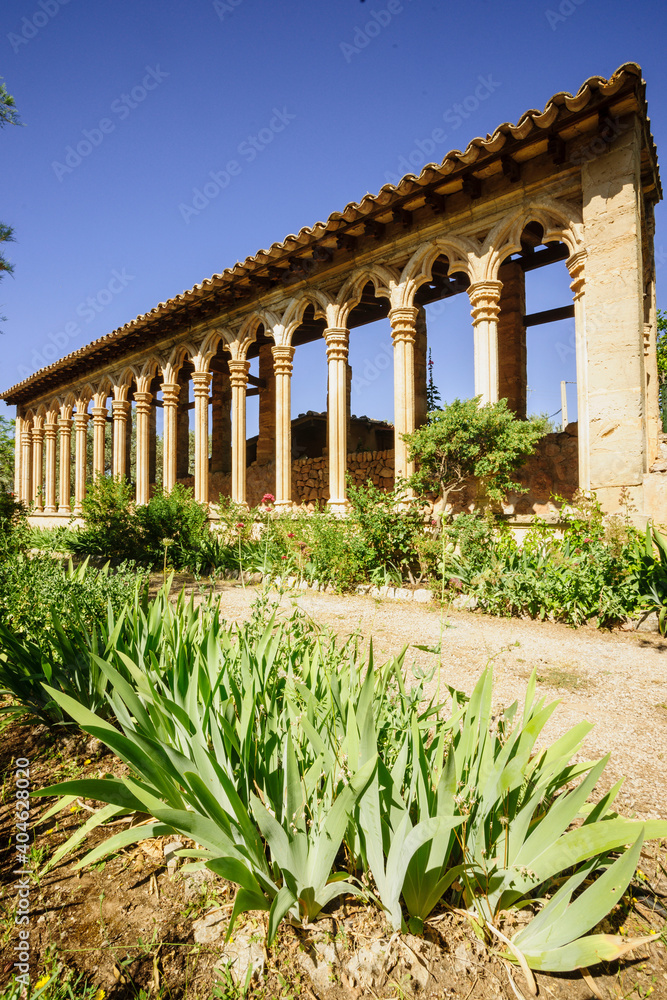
[261,493,275,504]
[236,522,245,529]
[287,532,295,538]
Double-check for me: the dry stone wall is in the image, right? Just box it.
[178,427,578,513]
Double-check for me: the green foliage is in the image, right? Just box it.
[33,589,666,971]
[639,523,667,633]
[439,494,645,626]
[0,556,144,724]
[426,348,441,413]
[0,485,30,558]
[72,475,138,561]
[347,480,426,579]
[0,416,15,490]
[72,478,210,568]
[1,78,22,308]
[404,397,547,510]
[135,482,210,567]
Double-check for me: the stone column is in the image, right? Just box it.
[497,260,527,418]
[112,400,130,480]
[389,307,419,485]
[92,405,108,478]
[134,391,152,505]
[58,415,73,513]
[568,251,589,489]
[228,359,250,505]
[20,422,32,504]
[192,371,212,504]
[161,382,180,492]
[44,413,58,513]
[31,421,45,510]
[324,327,350,512]
[468,280,503,405]
[272,345,295,508]
[256,343,276,465]
[580,120,646,497]
[14,415,22,498]
[73,410,90,514]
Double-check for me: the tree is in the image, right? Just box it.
[426,348,441,414]
[0,415,15,490]
[657,310,667,432]
[1,79,22,317]
[404,396,548,514]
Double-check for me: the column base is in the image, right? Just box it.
[273,500,294,513]
[44,505,57,514]
[57,505,72,516]
[326,498,351,516]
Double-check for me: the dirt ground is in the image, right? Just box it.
[1,580,667,1000]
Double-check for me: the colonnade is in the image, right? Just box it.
[12,155,657,518]
[13,271,509,515]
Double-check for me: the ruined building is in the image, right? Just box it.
[2,63,664,522]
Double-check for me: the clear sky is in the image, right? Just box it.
[1,0,665,437]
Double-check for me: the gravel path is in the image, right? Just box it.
[195,580,667,821]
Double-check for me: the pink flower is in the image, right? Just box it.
[261,493,275,504]
[236,521,245,529]
[281,555,287,560]
[287,532,295,538]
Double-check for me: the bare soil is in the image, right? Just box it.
[1,580,666,999]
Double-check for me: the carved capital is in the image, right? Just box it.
[112,400,131,420]
[191,371,212,398]
[133,391,153,416]
[91,406,108,425]
[73,411,90,429]
[467,280,503,323]
[271,345,295,378]
[31,426,45,445]
[228,360,250,390]
[567,249,586,301]
[58,417,73,435]
[160,382,181,407]
[324,327,349,363]
[389,306,419,344]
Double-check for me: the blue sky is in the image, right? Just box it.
[1,0,665,437]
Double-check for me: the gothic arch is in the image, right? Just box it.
[482,198,584,279]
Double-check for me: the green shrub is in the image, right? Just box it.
[437,494,646,626]
[0,555,145,724]
[0,486,30,559]
[72,474,138,562]
[135,483,210,568]
[404,397,548,510]
[347,480,426,580]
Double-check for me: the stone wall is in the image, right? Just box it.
[291,450,395,504]
[179,427,577,514]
